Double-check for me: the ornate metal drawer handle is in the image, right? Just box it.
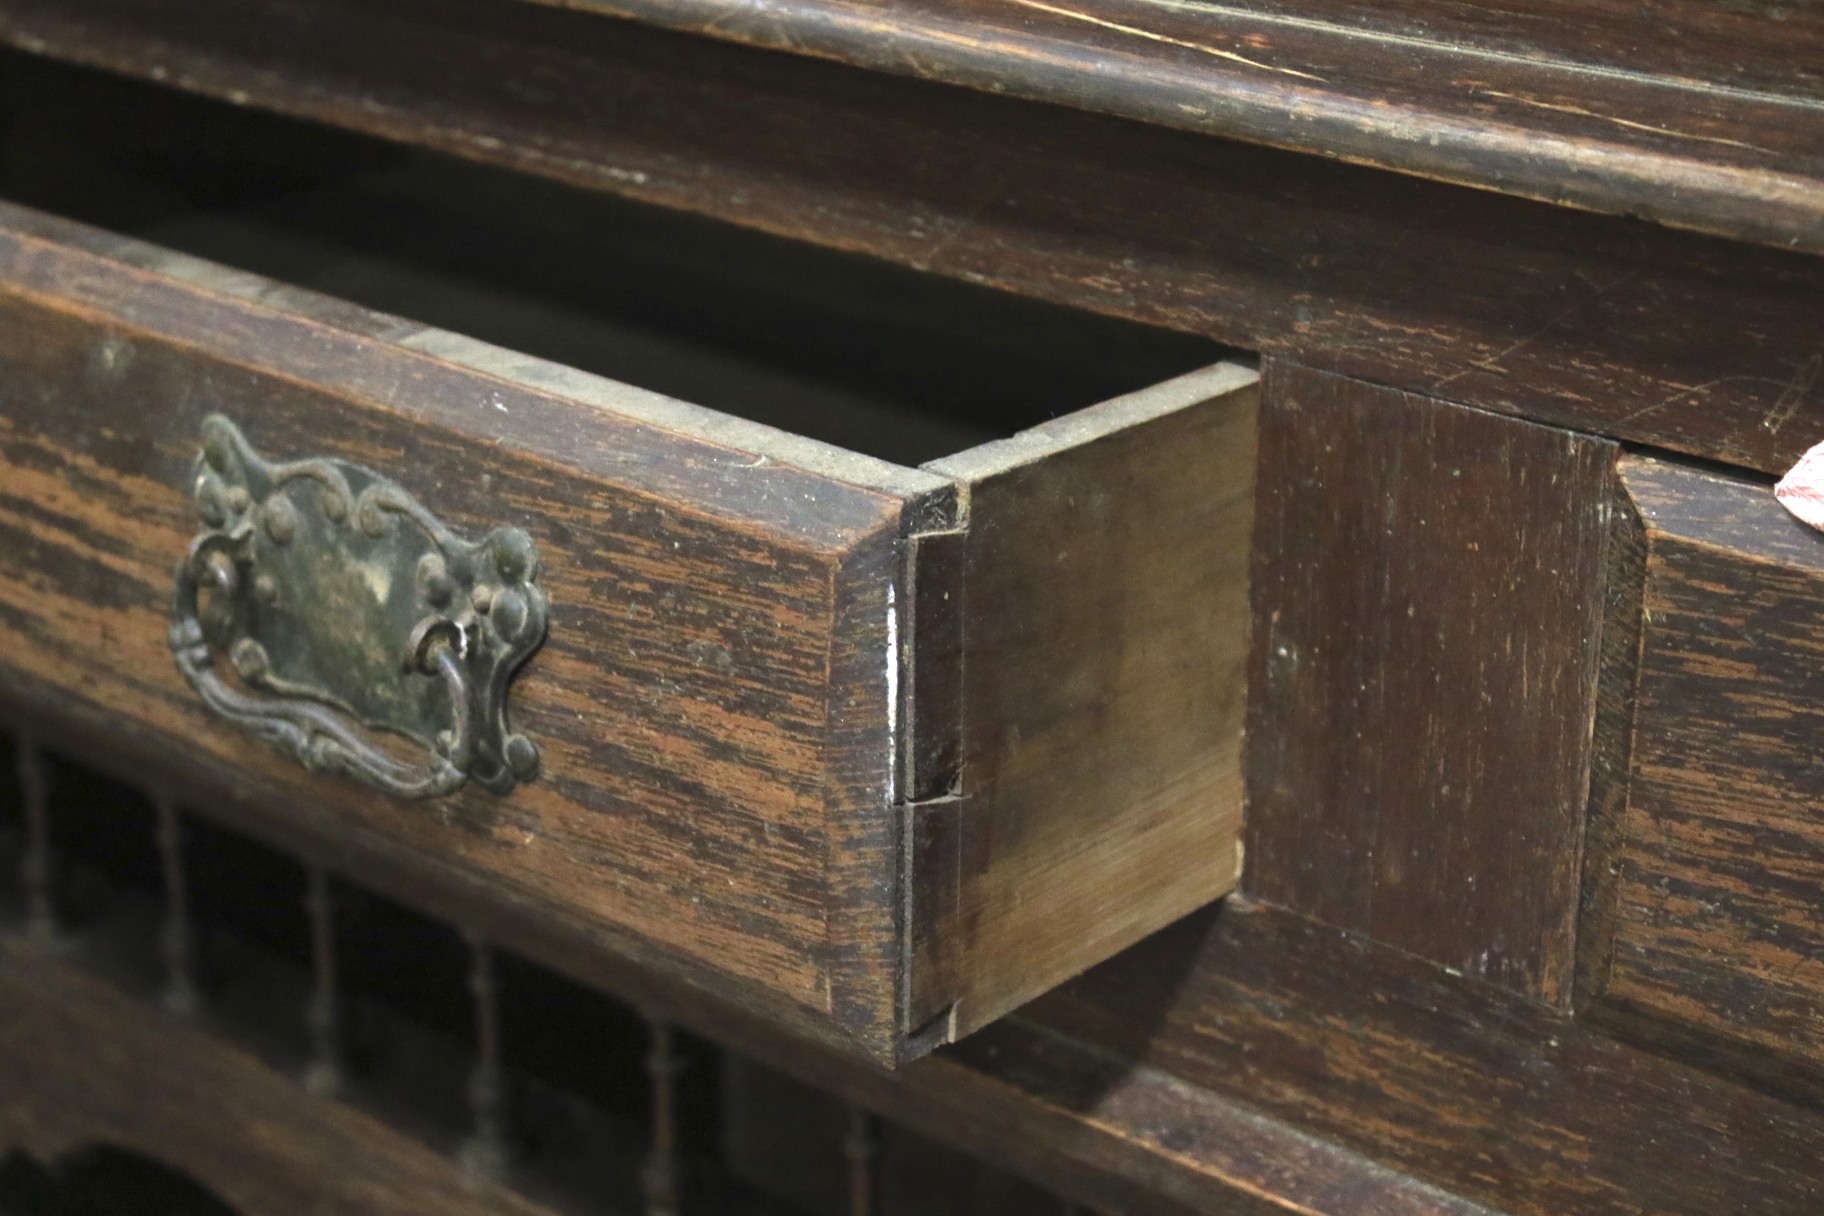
[169,416,547,799]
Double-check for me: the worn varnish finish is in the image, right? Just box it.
[0,200,918,1059]
[0,200,1257,1062]
[8,0,1824,251]
[2,11,1824,475]
[596,895,1824,1216]
[5,1,1824,1210]
[0,934,564,1216]
[1570,469,1648,1022]
[1581,455,1824,1089]
[1246,362,1617,1004]
[524,0,1824,253]
[1008,904,1824,1216]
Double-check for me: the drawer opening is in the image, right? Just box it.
[0,48,1232,467]
[0,47,1258,1068]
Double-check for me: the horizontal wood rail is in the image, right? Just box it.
[524,0,1824,253]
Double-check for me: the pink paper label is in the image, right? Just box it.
[1777,441,1824,531]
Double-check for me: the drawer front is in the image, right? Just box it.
[0,201,928,1058]
[0,201,1257,1063]
[1588,454,1824,1079]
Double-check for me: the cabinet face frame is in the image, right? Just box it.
[0,199,1256,1063]
[1245,362,1620,1007]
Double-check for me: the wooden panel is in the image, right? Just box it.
[1246,362,1618,1004]
[2,17,1823,475]
[0,200,923,1060]
[1570,457,1650,1014]
[0,934,558,1216]
[922,364,1257,1037]
[1583,454,1824,1088]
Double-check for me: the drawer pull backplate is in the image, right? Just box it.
[169,416,546,798]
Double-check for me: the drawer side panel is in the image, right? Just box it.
[920,364,1257,1039]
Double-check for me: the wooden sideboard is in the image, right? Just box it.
[1,1,1823,1213]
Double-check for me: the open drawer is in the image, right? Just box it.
[0,66,1256,1064]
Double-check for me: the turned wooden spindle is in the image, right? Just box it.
[302,866,343,1097]
[153,791,198,1015]
[460,933,509,1179]
[843,1105,882,1216]
[643,1015,684,1216]
[15,734,56,946]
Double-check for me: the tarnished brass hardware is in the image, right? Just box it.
[169,415,547,798]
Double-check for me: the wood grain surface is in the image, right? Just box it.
[1246,362,1618,1005]
[4,7,1823,1211]
[483,889,1824,1216]
[922,365,1256,1039]
[0,193,1255,1062]
[1583,454,1824,1091]
[1011,902,1824,1216]
[2,13,1823,475]
[0,199,922,1061]
[520,0,1824,253]
[0,933,561,1216]
[16,710,1824,1216]
[10,0,1824,251]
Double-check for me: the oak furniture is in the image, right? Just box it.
[2,0,1823,1212]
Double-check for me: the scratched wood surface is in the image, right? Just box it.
[4,6,1824,1213]
[1208,0,1824,97]
[0,181,1257,1062]
[8,0,1824,250]
[1581,454,1824,1094]
[1245,362,1618,1005]
[0,199,926,1062]
[523,0,1824,253]
[2,17,1823,474]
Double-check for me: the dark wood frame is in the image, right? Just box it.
[2,0,1823,1212]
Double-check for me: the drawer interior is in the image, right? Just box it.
[0,48,1229,466]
